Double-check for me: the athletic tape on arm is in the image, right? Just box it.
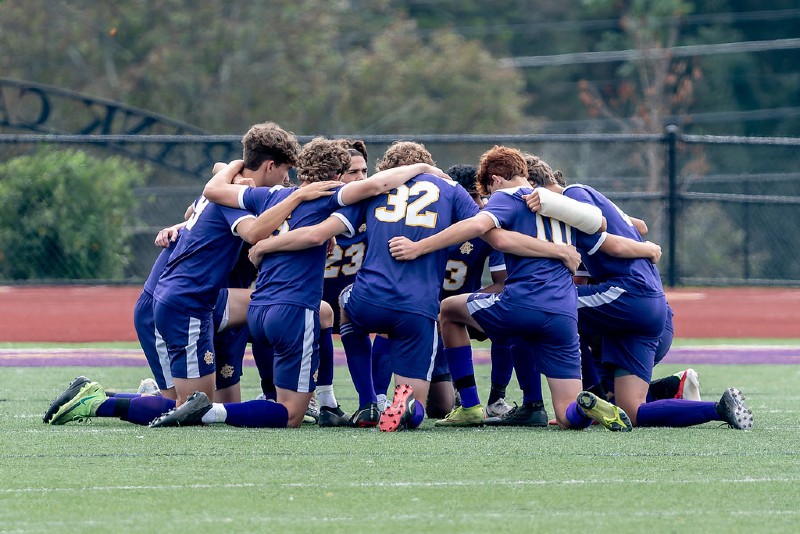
[536,188,603,234]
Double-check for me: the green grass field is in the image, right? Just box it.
[1,361,798,533]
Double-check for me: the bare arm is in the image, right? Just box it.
[248,216,348,268]
[203,160,247,208]
[339,163,449,205]
[481,228,582,274]
[388,213,495,261]
[600,234,662,263]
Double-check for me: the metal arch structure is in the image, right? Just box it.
[0,78,243,178]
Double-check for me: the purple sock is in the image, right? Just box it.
[566,401,593,429]
[409,400,425,429]
[490,338,514,386]
[123,396,177,426]
[445,345,480,408]
[341,323,377,408]
[371,335,393,396]
[224,400,289,428]
[317,327,335,387]
[112,392,139,399]
[510,342,543,403]
[637,399,719,427]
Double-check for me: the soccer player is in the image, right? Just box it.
[388,145,607,429]
[152,138,448,428]
[426,164,512,420]
[524,155,753,430]
[234,141,476,431]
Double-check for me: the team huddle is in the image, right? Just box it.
[43,121,754,432]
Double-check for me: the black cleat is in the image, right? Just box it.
[318,405,351,427]
[149,391,212,427]
[43,376,91,423]
[485,401,549,427]
[350,402,380,428]
[716,388,753,430]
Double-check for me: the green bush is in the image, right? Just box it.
[0,149,144,280]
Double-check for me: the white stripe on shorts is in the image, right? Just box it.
[185,317,202,379]
[466,293,500,316]
[154,325,173,389]
[298,309,315,393]
[577,285,626,309]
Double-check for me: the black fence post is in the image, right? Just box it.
[665,125,679,287]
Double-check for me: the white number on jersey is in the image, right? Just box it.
[374,182,440,228]
[184,197,210,231]
[324,242,366,278]
[442,259,468,291]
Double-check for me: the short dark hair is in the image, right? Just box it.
[241,122,300,170]
[446,164,478,193]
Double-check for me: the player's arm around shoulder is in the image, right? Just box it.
[600,233,662,263]
[389,212,494,261]
[339,163,448,205]
[203,160,248,208]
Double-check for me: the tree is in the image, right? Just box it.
[0,149,144,280]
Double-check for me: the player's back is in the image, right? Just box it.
[154,197,251,315]
[483,186,578,318]
[244,185,346,309]
[343,173,479,320]
[566,184,663,296]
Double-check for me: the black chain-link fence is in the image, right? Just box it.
[1,129,798,286]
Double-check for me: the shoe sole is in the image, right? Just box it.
[380,384,414,432]
[719,387,753,430]
[44,376,91,423]
[577,391,632,432]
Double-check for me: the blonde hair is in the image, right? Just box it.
[375,141,434,172]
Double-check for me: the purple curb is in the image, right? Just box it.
[1,346,799,367]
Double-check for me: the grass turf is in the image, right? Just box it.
[1,363,798,533]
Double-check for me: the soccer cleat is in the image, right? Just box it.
[43,376,91,423]
[576,391,632,432]
[715,387,753,430]
[49,381,108,425]
[485,401,548,427]
[136,378,162,396]
[675,368,701,401]
[350,402,380,428]
[484,397,513,418]
[149,391,212,427]
[376,394,389,413]
[435,405,485,427]
[379,384,417,432]
[303,397,320,424]
[318,405,351,427]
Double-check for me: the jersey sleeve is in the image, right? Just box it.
[332,200,366,238]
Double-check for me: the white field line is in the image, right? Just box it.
[3,477,800,494]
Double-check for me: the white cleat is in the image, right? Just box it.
[136,378,162,396]
[676,368,701,401]
[485,397,513,418]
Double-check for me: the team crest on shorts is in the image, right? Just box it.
[459,241,474,255]
[204,351,214,365]
[220,364,234,379]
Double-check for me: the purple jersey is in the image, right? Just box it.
[565,184,664,297]
[143,238,178,296]
[240,184,347,309]
[440,238,505,301]
[322,225,367,309]
[154,197,255,315]
[481,186,578,319]
[334,174,479,320]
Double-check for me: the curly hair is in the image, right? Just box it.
[475,146,527,196]
[241,122,300,170]
[296,137,351,183]
[375,141,434,172]
[446,164,478,193]
[334,139,368,162]
[522,152,565,188]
